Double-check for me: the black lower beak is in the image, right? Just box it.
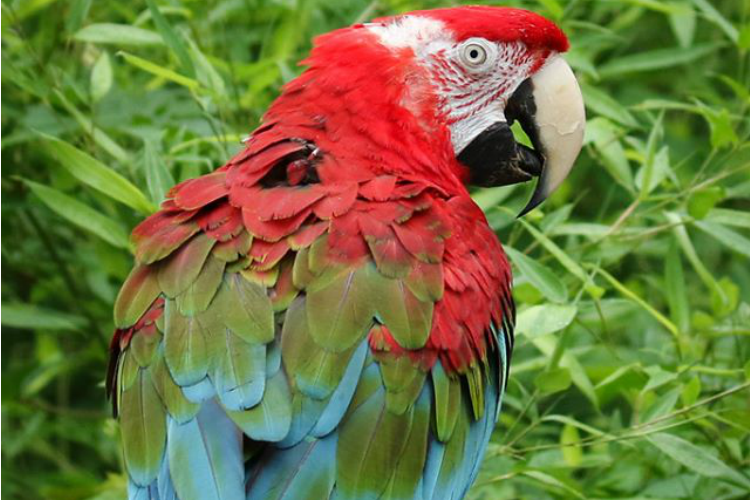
[457,78,545,189]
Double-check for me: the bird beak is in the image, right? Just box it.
[512,57,585,216]
[456,56,585,215]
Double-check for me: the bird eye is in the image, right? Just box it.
[460,42,488,67]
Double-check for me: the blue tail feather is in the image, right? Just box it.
[246,434,337,500]
[167,400,245,500]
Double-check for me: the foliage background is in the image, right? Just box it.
[2,0,749,498]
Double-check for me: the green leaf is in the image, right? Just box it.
[118,51,199,91]
[599,43,723,78]
[692,0,739,43]
[717,75,750,103]
[681,376,701,407]
[521,470,584,499]
[695,220,750,259]
[701,107,739,149]
[581,83,638,128]
[642,386,680,421]
[585,117,633,190]
[515,304,577,338]
[90,51,113,102]
[530,334,598,406]
[187,38,226,96]
[519,220,588,283]
[142,140,174,205]
[668,3,696,48]
[739,23,750,50]
[636,145,669,196]
[53,90,129,163]
[505,247,567,303]
[666,212,726,305]
[665,238,690,334]
[144,0,194,76]
[73,24,163,46]
[536,0,564,19]
[560,423,582,467]
[39,133,154,214]
[1,303,86,331]
[710,277,739,317]
[594,267,680,339]
[647,433,750,488]
[706,208,750,229]
[642,366,678,393]
[25,180,130,249]
[65,0,92,35]
[638,112,664,199]
[688,187,725,220]
[535,367,572,395]
[471,185,516,211]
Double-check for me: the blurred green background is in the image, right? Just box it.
[2,0,749,498]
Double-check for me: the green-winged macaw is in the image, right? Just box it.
[108,6,585,500]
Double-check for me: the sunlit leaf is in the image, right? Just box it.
[535,367,572,395]
[505,247,568,303]
[90,51,112,102]
[118,51,199,91]
[24,179,131,249]
[561,423,583,467]
[74,24,163,46]
[39,133,154,214]
[516,304,577,337]
[648,433,750,488]
[688,187,725,220]
[1,303,86,331]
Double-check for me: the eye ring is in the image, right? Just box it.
[460,42,489,67]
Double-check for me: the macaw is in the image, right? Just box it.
[108,6,584,500]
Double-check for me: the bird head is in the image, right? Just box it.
[268,6,585,214]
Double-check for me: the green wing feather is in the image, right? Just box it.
[113,223,502,500]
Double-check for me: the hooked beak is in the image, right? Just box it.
[514,57,586,216]
[457,56,585,216]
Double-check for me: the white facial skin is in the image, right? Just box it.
[368,16,541,155]
[368,15,585,209]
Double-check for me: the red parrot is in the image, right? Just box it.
[108,6,585,500]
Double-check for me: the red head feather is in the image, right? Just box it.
[401,6,569,51]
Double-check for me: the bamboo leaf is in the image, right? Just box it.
[694,220,750,259]
[665,238,690,333]
[25,180,130,249]
[144,0,194,76]
[585,117,633,190]
[142,140,175,205]
[516,304,577,338]
[581,83,638,128]
[1,303,86,331]
[118,51,199,91]
[505,246,567,303]
[519,220,588,282]
[599,43,723,77]
[592,266,680,339]
[39,133,154,214]
[90,51,113,102]
[692,0,739,43]
[73,24,163,46]
[648,433,750,487]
